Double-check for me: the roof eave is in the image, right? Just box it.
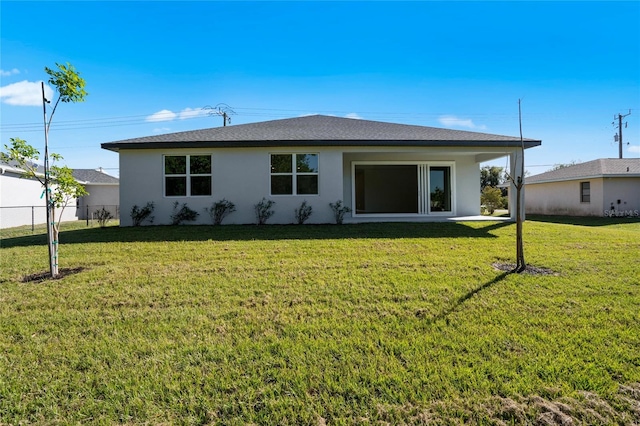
[526,173,640,184]
[102,139,542,151]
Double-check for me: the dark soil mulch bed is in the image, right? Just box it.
[22,267,86,283]
[492,263,559,276]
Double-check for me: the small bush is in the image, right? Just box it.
[294,200,313,224]
[255,198,275,225]
[481,186,503,215]
[206,199,236,225]
[130,202,155,226]
[94,207,114,228]
[329,200,351,225]
[171,202,199,225]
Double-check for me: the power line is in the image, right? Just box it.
[0,107,532,133]
[5,104,626,134]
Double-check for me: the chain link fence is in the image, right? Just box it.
[0,205,119,230]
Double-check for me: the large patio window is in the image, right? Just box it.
[164,155,212,197]
[355,164,418,214]
[271,154,318,195]
[353,162,453,215]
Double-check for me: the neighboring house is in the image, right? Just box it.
[101,115,541,226]
[0,161,77,229]
[73,168,120,220]
[525,158,640,217]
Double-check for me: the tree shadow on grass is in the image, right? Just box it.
[426,272,511,324]
[528,215,640,227]
[1,221,514,249]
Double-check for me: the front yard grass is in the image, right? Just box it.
[1,219,639,424]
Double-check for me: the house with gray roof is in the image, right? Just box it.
[101,115,541,225]
[0,162,119,229]
[525,158,640,217]
[72,168,120,220]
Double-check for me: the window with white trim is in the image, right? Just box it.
[270,153,318,195]
[164,155,212,197]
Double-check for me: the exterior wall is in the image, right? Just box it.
[602,177,640,214]
[0,171,78,229]
[525,178,604,216]
[455,156,481,216]
[119,147,344,226]
[118,146,522,226]
[77,184,120,220]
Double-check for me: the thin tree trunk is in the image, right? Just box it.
[51,205,59,277]
[514,99,526,273]
[515,178,525,272]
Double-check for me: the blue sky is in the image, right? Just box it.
[1,1,639,177]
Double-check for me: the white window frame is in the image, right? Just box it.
[269,153,320,196]
[351,161,456,217]
[163,154,212,197]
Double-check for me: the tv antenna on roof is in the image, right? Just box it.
[203,103,235,126]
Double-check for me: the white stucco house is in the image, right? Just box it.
[525,158,640,217]
[0,162,119,229]
[0,162,78,229]
[101,115,541,226]
[73,168,120,220]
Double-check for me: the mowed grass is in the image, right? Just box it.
[1,218,639,425]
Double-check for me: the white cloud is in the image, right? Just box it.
[145,109,177,122]
[345,113,363,120]
[438,115,487,130]
[628,145,640,153]
[153,127,172,133]
[178,107,207,120]
[0,68,20,77]
[146,107,208,122]
[0,80,53,106]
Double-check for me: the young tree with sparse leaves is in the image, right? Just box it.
[1,138,88,276]
[2,63,88,278]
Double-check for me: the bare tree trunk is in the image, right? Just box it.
[515,177,525,272]
[514,100,526,273]
[45,186,57,277]
[51,205,59,277]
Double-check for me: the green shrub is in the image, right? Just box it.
[130,202,154,226]
[481,186,503,214]
[94,207,114,228]
[329,200,351,224]
[206,199,236,225]
[171,202,199,225]
[255,198,275,225]
[294,200,313,224]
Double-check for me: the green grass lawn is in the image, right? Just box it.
[1,218,639,424]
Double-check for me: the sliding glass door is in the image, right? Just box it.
[354,164,418,214]
[353,162,453,215]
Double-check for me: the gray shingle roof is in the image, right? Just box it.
[72,169,119,184]
[1,161,118,184]
[101,114,541,151]
[526,158,640,184]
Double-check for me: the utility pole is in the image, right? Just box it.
[204,103,235,126]
[614,110,631,159]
